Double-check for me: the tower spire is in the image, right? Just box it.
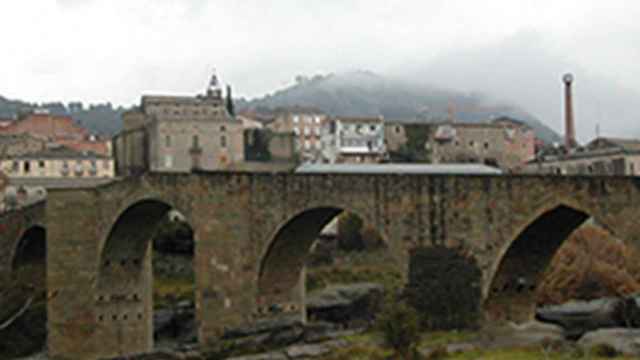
[206,69,222,98]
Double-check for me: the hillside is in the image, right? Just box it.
[1,71,563,142]
[0,96,124,136]
[238,71,562,144]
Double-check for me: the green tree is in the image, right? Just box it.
[244,129,272,161]
[226,85,235,117]
[376,299,421,359]
[391,124,433,163]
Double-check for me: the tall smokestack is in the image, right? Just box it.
[563,73,577,149]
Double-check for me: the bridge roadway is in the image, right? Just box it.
[2,171,640,359]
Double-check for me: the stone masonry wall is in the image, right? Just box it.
[43,173,640,359]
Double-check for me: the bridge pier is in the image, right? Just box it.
[39,173,640,359]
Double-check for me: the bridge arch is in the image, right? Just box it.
[95,198,195,358]
[256,205,393,319]
[12,225,46,273]
[484,203,590,322]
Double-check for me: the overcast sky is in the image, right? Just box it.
[1,1,639,138]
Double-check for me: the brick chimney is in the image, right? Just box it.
[563,73,577,149]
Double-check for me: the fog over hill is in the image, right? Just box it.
[238,70,563,144]
[394,31,640,142]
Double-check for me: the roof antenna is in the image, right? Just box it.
[595,123,600,138]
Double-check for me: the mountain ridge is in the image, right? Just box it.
[238,71,562,143]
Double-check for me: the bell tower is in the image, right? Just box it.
[206,69,222,99]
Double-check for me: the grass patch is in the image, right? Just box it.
[306,249,404,293]
[153,274,195,309]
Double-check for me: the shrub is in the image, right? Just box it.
[537,224,640,305]
[337,212,364,251]
[589,343,619,358]
[424,345,449,360]
[376,300,421,359]
[405,247,482,330]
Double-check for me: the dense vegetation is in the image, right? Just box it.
[537,224,640,305]
[0,95,124,135]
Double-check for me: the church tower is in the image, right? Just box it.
[206,69,223,99]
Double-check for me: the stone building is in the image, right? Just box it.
[321,116,386,163]
[114,73,244,175]
[0,133,47,157]
[385,118,535,170]
[0,145,114,179]
[524,137,640,175]
[0,110,111,156]
[266,108,327,162]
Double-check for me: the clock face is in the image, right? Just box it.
[563,73,574,83]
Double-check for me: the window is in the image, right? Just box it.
[395,126,401,134]
[631,163,636,175]
[469,141,475,148]
[38,160,45,168]
[315,141,322,150]
[165,155,173,168]
[304,140,311,150]
[24,161,31,173]
[220,125,226,132]
[293,115,299,123]
[12,161,18,172]
[293,127,300,135]
[192,135,199,148]
[220,136,227,148]
[165,135,171,147]
[304,127,310,136]
[370,125,376,131]
[484,142,489,150]
[315,116,321,124]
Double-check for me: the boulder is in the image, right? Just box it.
[154,307,197,343]
[508,321,566,344]
[226,352,288,360]
[302,322,363,343]
[285,339,348,359]
[223,314,302,339]
[535,297,640,339]
[476,321,565,349]
[306,283,384,327]
[578,328,640,356]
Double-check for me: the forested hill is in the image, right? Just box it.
[1,71,563,142]
[0,96,124,136]
[237,71,562,144]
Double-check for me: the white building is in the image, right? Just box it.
[321,117,386,163]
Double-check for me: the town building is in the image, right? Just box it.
[321,116,386,164]
[266,108,328,162]
[385,118,535,170]
[0,133,47,157]
[524,137,640,175]
[114,72,244,175]
[0,110,111,156]
[237,114,264,130]
[0,145,114,179]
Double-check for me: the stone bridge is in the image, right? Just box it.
[4,171,640,359]
[0,201,46,286]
